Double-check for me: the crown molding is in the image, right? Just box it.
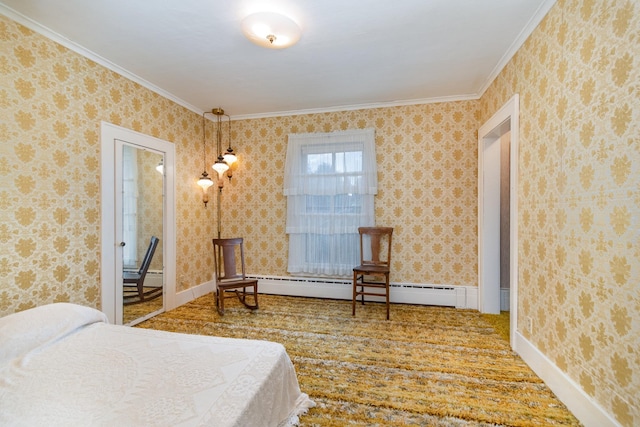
[2,1,555,122]
[231,93,480,121]
[0,4,204,116]
[477,0,558,97]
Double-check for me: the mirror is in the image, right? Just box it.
[121,145,165,325]
[101,121,176,326]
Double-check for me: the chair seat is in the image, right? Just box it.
[123,272,141,282]
[353,265,390,274]
[218,278,258,289]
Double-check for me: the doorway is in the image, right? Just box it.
[100,122,177,325]
[478,94,519,348]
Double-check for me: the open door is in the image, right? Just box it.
[478,95,519,348]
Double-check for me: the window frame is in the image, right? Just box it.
[284,129,377,277]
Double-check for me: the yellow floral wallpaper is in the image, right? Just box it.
[480,0,639,425]
[1,13,480,311]
[227,103,480,286]
[0,15,215,313]
[0,0,638,423]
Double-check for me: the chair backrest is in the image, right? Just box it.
[137,236,159,277]
[212,238,247,282]
[358,227,393,267]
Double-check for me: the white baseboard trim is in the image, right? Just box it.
[175,280,214,307]
[248,275,478,309]
[514,331,620,427]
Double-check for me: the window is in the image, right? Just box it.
[284,129,377,276]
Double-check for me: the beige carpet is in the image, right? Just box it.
[137,294,581,426]
[123,288,163,324]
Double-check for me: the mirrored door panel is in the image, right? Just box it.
[121,144,165,325]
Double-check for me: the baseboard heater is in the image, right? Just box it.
[144,270,164,288]
[246,275,478,309]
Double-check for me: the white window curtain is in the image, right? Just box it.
[284,128,377,276]
[122,145,138,268]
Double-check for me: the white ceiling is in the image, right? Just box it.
[0,0,555,119]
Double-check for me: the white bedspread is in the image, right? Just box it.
[0,303,314,427]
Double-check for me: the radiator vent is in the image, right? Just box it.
[248,275,350,285]
[144,270,164,288]
[245,275,476,309]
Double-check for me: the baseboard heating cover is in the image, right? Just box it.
[247,275,478,309]
[501,288,511,311]
[144,270,164,288]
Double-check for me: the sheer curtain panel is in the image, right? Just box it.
[284,129,377,276]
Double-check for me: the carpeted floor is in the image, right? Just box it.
[123,287,164,324]
[136,294,581,426]
[481,311,511,343]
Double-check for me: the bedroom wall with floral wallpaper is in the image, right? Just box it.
[479,0,638,425]
[0,15,216,313]
[226,102,480,286]
[1,0,637,423]
[1,13,481,316]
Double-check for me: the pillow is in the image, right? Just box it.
[0,303,108,366]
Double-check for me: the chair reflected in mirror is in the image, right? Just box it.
[123,236,161,305]
[212,237,259,315]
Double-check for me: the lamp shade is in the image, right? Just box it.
[241,12,301,49]
[223,149,237,166]
[212,158,229,180]
[197,173,214,190]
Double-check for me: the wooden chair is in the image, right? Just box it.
[212,238,259,315]
[352,227,394,320]
[123,236,161,305]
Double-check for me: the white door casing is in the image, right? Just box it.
[100,121,176,324]
[477,94,519,348]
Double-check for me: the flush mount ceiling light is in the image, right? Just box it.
[241,12,301,49]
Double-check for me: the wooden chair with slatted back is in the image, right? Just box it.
[352,226,394,320]
[212,237,259,315]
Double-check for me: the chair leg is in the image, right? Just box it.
[251,284,259,309]
[217,289,225,316]
[352,271,357,316]
[137,282,145,302]
[385,274,390,320]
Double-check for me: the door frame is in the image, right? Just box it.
[100,121,177,324]
[478,94,519,347]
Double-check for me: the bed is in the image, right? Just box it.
[0,303,314,426]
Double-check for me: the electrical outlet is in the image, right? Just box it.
[526,317,533,334]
